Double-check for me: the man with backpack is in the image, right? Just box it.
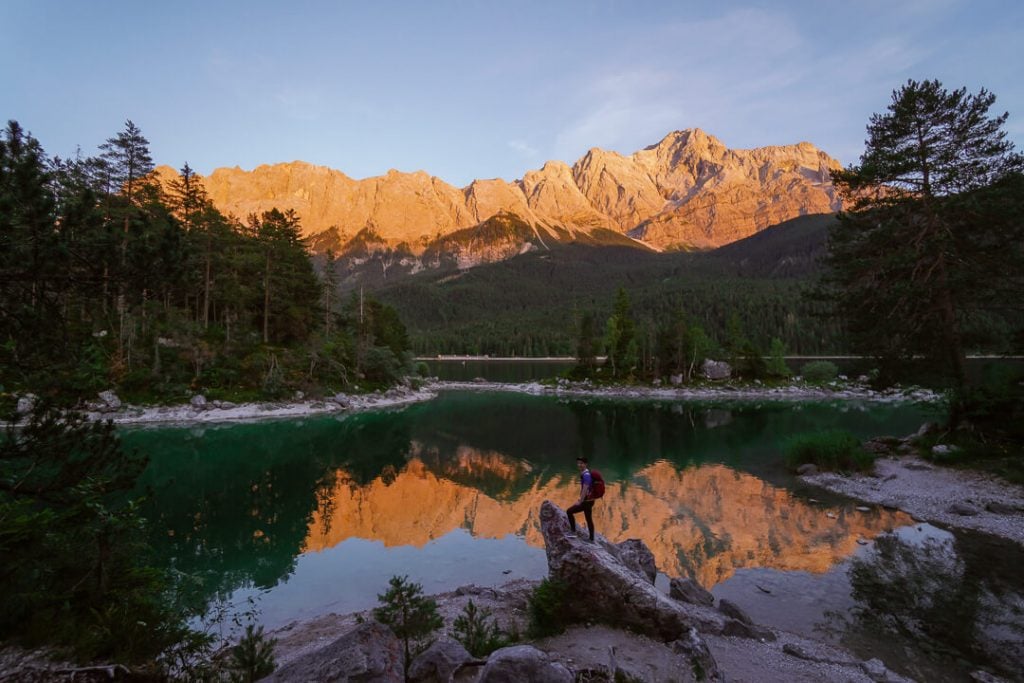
[567,457,604,542]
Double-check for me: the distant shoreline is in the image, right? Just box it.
[68,378,942,427]
[419,355,1024,362]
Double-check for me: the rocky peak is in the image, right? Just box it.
[156,128,843,261]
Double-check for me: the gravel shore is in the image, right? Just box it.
[801,455,1024,546]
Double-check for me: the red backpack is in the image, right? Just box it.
[587,469,606,499]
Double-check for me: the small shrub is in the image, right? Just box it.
[228,624,277,682]
[766,338,791,379]
[800,360,839,383]
[527,577,571,638]
[784,430,874,472]
[452,599,507,657]
[374,576,443,682]
[415,361,430,377]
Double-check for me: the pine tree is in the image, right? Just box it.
[827,80,1024,420]
[374,575,442,682]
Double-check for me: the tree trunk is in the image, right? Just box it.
[263,251,271,344]
[203,232,211,328]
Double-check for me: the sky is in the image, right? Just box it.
[2,1,1022,187]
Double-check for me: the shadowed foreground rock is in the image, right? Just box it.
[540,500,725,679]
[409,637,475,682]
[264,621,402,682]
[477,645,572,683]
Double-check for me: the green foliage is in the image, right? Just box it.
[0,403,203,664]
[575,311,600,375]
[527,577,571,638]
[824,80,1024,422]
[452,599,508,657]
[0,120,413,406]
[228,624,277,682]
[374,575,443,681]
[800,360,839,383]
[605,288,637,378]
[766,338,791,378]
[784,430,874,472]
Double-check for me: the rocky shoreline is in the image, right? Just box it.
[14,377,941,427]
[800,453,1024,546]
[262,500,920,683]
[432,378,942,404]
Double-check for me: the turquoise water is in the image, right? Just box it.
[124,392,1021,681]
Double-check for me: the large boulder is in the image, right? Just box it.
[264,621,403,682]
[409,638,474,683]
[669,577,714,607]
[97,390,121,412]
[701,359,731,381]
[15,394,37,416]
[539,500,724,642]
[477,645,572,683]
[596,537,658,584]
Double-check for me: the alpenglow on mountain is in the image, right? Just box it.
[157,129,841,280]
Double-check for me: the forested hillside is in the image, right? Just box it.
[0,121,411,405]
[373,214,842,356]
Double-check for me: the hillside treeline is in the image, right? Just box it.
[374,216,843,357]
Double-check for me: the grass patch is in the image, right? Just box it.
[784,430,875,472]
[800,360,839,383]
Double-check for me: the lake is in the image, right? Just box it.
[126,391,1022,682]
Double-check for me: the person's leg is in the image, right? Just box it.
[583,500,595,541]
[566,502,582,532]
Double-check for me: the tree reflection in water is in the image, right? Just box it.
[833,529,1024,681]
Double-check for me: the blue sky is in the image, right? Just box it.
[2,1,1022,187]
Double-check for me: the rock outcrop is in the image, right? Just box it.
[538,500,725,640]
[155,129,841,261]
[408,637,475,683]
[264,621,402,682]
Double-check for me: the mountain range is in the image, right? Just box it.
[156,129,842,286]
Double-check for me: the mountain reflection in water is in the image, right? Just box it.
[130,392,932,622]
[303,448,911,587]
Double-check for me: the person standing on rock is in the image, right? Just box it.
[567,457,597,542]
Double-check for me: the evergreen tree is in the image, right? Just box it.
[827,80,1024,420]
[374,575,443,682]
[605,287,636,378]
[575,311,599,375]
[98,120,154,205]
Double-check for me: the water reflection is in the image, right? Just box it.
[831,527,1024,680]
[303,450,910,588]
[129,393,932,615]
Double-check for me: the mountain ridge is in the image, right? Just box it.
[155,128,842,254]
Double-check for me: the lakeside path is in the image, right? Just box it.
[85,378,943,426]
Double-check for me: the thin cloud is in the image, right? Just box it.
[507,140,540,157]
